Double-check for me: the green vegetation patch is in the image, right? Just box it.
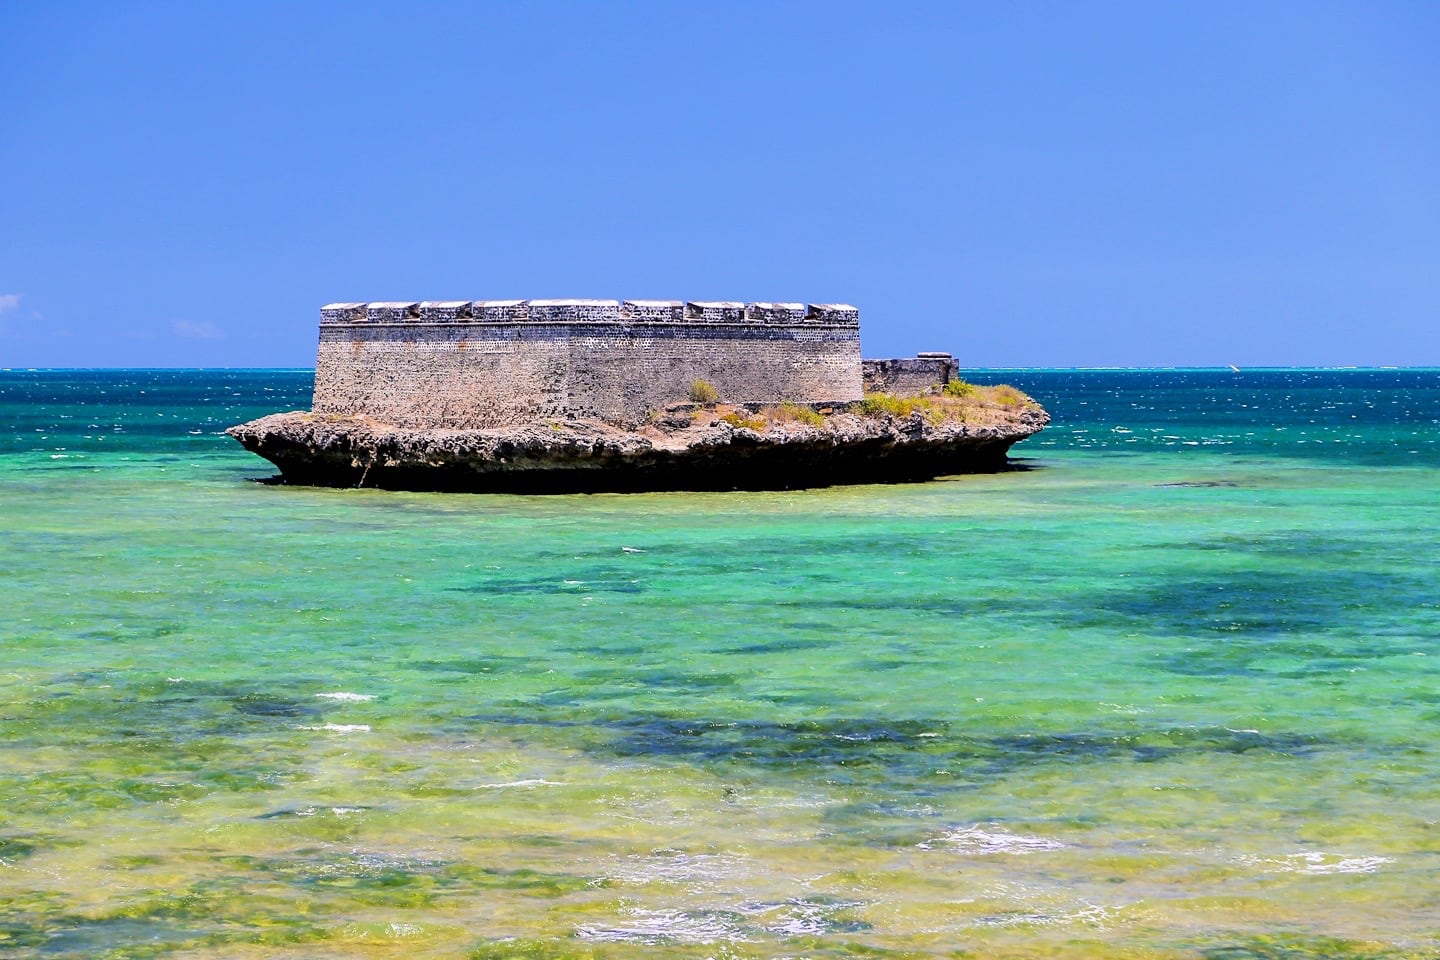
[768,402,826,427]
[688,379,719,404]
[941,377,976,397]
[855,394,935,420]
[853,382,1038,426]
[719,411,767,431]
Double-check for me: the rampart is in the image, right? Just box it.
[313,299,864,428]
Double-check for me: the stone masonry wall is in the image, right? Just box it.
[313,300,863,428]
[861,355,958,396]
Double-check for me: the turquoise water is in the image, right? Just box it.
[2,368,1439,959]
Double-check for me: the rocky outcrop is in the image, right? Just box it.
[226,403,1049,494]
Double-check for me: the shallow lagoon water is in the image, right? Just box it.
[2,368,1439,958]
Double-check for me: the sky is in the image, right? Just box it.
[1,1,1437,368]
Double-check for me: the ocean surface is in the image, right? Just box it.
[1,368,1438,959]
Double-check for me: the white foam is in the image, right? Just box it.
[1305,856,1392,874]
[920,825,1066,855]
[741,898,868,937]
[474,778,563,789]
[316,692,375,701]
[576,908,750,945]
[1236,852,1392,875]
[277,805,369,818]
[971,901,1112,928]
[604,851,750,885]
[297,723,371,733]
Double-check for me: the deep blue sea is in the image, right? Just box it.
[2,368,1438,959]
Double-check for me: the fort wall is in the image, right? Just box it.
[313,299,864,428]
[861,354,958,396]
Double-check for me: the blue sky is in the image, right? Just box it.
[2,1,1436,367]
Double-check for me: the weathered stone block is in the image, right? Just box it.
[320,302,367,323]
[419,301,472,322]
[623,300,684,322]
[367,302,420,323]
[473,300,529,321]
[529,299,621,322]
[685,301,746,322]
[747,302,807,324]
[806,304,860,325]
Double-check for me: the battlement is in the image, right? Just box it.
[366,301,420,323]
[319,299,861,326]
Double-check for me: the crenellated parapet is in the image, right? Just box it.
[806,304,860,324]
[420,301,472,321]
[319,299,861,326]
[746,302,806,323]
[319,302,367,323]
[474,300,529,321]
[686,301,746,322]
[366,302,420,323]
[624,299,685,321]
[528,298,621,322]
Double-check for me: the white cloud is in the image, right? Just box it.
[172,318,224,340]
[0,293,21,314]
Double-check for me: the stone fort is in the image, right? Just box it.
[314,299,953,428]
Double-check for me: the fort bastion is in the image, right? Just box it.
[314,298,953,428]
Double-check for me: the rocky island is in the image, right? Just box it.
[227,299,1048,492]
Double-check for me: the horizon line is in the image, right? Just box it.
[4,365,1439,374]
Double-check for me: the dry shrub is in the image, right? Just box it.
[720,411,767,431]
[767,402,825,427]
[992,385,1025,406]
[689,379,719,404]
[854,384,1036,426]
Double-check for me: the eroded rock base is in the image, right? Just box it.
[227,405,1047,494]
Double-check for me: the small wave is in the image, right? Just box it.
[315,692,375,701]
[474,778,564,789]
[296,723,371,733]
[1236,852,1392,875]
[740,897,870,937]
[919,825,1066,854]
[576,908,750,945]
[604,851,750,885]
[257,805,374,819]
[972,901,1111,928]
